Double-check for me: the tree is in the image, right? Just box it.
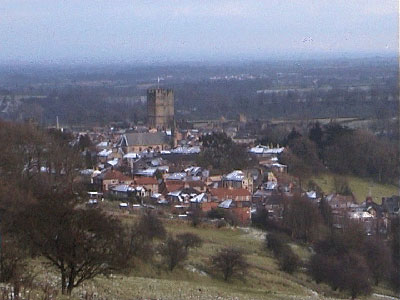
[389,217,400,292]
[159,236,188,271]
[363,237,392,284]
[176,233,202,251]
[76,134,92,151]
[197,132,254,173]
[308,122,323,152]
[309,225,373,299]
[339,253,372,300]
[16,200,126,295]
[277,246,300,274]
[281,136,323,177]
[128,210,166,259]
[333,176,352,195]
[283,195,323,242]
[211,247,248,281]
[0,237,27,298]
[189,208,203,227]
[135,210,166,241]
[319,197,333,229]
[265,232,288,256]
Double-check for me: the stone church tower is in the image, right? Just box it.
[147,88,174,130]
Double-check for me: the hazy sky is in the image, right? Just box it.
[1,0,398,63]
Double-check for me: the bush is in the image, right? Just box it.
[159,236,188,271]
[210,247,248,281]
[277,245,300,274]
[190,208,203,227]
[176,233,202,251]
[265,232,289,256]
[216,219,227,228]
[207,208,225,219]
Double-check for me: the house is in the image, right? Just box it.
[118,132,170,153]
[326,193,357,210]
[109,184,135,198]
[222,170,254,193]
[166,187,200,203]
[97,149,113,163]
[101,169,133,192]
[218,199,252,224]
[210,188,251,202]
[133,176,159,194]
[187,180,207,193]
[159,181,185,195]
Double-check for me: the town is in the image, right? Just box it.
[0,1,398,299]
[70,87,398,234]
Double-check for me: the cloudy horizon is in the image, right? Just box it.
[1,0,398,64]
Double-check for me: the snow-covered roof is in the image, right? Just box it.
[168,190,182,197]
[97,141,108,148]
[166,172,187,181]
[107,158,119,167]
[88,191,103,196]
[224,170,244,181]
[92,170,102,177]
[134,168,157,177]
[306,191,317,199]
[124,152,140,159]
[272,163,287,168]
[185,166,202,175]
[135,186,145,192]
[218,199,233,209]
[169,146,201,154]
[249,145,285,155]
[80,169,95,175]
[190,193,207,203]
[111,184,134,193]
[98,149,112,157]
[348,211,373,219]
[157,165,169,172]
[265,181,278,190]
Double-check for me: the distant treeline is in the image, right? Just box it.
[13,87,147,126]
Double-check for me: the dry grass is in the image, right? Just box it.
[18,213,397,300]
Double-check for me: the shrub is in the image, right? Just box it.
[277,245,299,274]
[216,219,227,228]
[176,233,203,251]
[210,247,248,281]
[207,208,225,219]
[159,236,188,271]
[265,232,289,256]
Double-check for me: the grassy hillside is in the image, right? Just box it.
[311,173,398,204]
[28,213,391,300]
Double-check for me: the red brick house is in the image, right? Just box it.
[133,176,159,194]
[210,188,251,202]
[102,169,133,192]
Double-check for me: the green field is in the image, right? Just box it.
[311,173,398,204]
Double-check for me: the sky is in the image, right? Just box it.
[0,0,398,64]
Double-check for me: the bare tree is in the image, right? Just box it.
[16,200,126,295]
[210,247,248,281]
[128,210,166,260]
[159,236,187,271]
[176,233,202,251]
